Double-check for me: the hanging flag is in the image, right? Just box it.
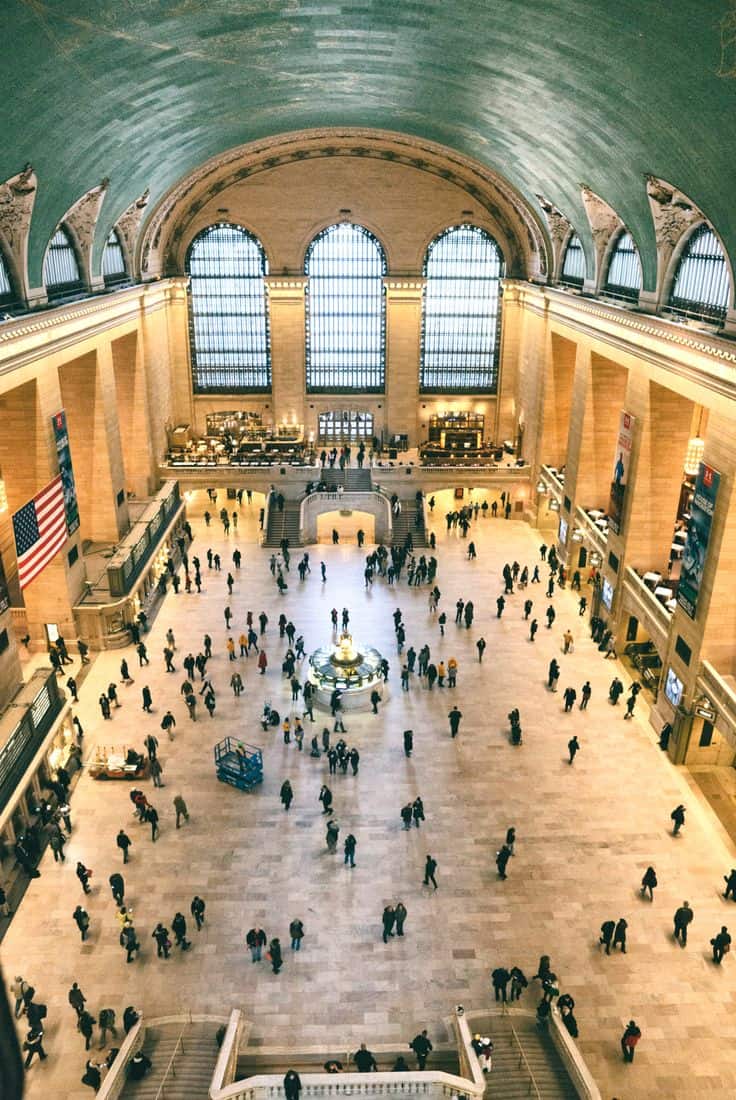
[12,475,67,589]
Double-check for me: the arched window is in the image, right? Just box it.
[603,230,642,303]
[421,225,504,393]
[102,229,128,286]
[186,223,271,393]
[43,226,83,299]
[0,248,16,307]
[560,233,586,287]
[305,223,386,392]
[669,225,731,324]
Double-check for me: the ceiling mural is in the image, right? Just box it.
[3,0,735,290]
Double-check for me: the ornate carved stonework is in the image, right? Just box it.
[139,128,547,283]
[63,179,109,284]
[579,185,623,284]
[0,164,37,297]
[535,194,572,281]
[645,174,700,250]
[114,188,149,277]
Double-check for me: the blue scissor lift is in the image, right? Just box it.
[214,737,263,790]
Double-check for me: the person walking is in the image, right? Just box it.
[173,794,189,828]
[76,861,92,894]
[491,966,511,1002]
[150,756,164,788]
[147,806,159,842]
[580,681,592,709]
[280,780,294,811]
[641,866,657,900]
[423,855,438,889]
[23,1026,47,1068]
[412,797,425,828]
[109,872,125,906]
[724,869,736,900]
[612,917,628,953]
[153,923,171,958]
[191,895,206,930]
[73,904,90,941]
[599,919,615,954]
[673,901,694,946]
[496,844,511,879]
[671,804,686,835]
[448,707,462,738]
[79,1008,96,1050]
[326,820,339,853]
[620,1020,641,1062]
[269,937,283,973]
[409,1030,433,1070]
[529,618,538,642]
[98,1008,117,1046]
[172,912,191,950]
[567,735,580,764]
[395,901,407,936]
[289,918,305,950]
[319,785,332,815]
[116,829,132,864]
[382,905,396,943]
[711,926,731,964]
[68,982,86,1018]
[344,833,357,868]
[247,927,267,962]
[403,729,413,757]
[353,1044,378,1072]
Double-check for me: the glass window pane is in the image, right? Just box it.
[102,229,127,280]
[0,250,13,304]
[186,223,271,392]
[669,225,731,323]
[604,230,642,302]
[305,223,386,392]
[561,233,586,287]
[420,225,504,394]
[317,411,374,442]
[43,227,81,293]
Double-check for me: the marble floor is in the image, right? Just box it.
[4,489,736,1100]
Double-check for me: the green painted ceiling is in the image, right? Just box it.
[5,0,736,289]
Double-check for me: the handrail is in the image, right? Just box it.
[96,1017,146,1100]
[504,1013,543,1100]
[153,1022,188,1100]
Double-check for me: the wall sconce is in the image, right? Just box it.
[589,551,602,567]
[536,480,547,494]
[694,694,716,721]
[549,498,560,512]
[684,436,705,476]
[571,528,584,542]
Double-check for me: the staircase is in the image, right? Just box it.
[479,1013,578,1099]
[391,503,427,548]
[319,467,372,491]
[264,501,302,548]
[120,1021,221,1100]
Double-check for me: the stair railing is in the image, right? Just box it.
[502,1013,543,1100]
[153,1022,188,1100]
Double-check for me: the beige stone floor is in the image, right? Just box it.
[4,490,736,1100]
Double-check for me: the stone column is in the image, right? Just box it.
[58,349,129,543]
[540,332,579,470]
[0,373,85,644]
[111,331,155,497]
[384,279,424,447]
[266,277,307,431]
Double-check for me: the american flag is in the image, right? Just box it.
[12,475,67,589]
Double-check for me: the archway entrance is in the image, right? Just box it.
[316,510,376,545]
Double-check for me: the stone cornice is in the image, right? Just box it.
[0,279,186,379]
[506,280,736,400]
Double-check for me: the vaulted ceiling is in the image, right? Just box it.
[5,0,736,288]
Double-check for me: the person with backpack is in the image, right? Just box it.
[620,1020,641,1062]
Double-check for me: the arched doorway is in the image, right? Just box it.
[316,510,376,545]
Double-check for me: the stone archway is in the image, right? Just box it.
[300,491,391,544]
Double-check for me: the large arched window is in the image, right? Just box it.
[603,230,642,303]
[43,226,83,299]
[186,223,271,393]
[305,223,386,392]
[421,225,504,393]
[560,232,586,287]
[669,225,731,324]
[0,248,16,308]
[102,229,128,286]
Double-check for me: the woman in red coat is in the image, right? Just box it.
[258,650,268,675]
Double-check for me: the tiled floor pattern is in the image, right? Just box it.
[4,490,736,1100]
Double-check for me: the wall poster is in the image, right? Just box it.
[677,461,720,620]
[52,409,80,536]
[607,410,636,536]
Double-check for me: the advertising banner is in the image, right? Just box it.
[677,461,720,620]
[52,409,80,536]
[607,411,635,535]
[0,552,9,615]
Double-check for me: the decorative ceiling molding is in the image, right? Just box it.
[60,179,109,287]
[113,188,150,278]
[0,165,37,301]
[138,128,549,283]
[579,185,624,288]
[535,195,573,282]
